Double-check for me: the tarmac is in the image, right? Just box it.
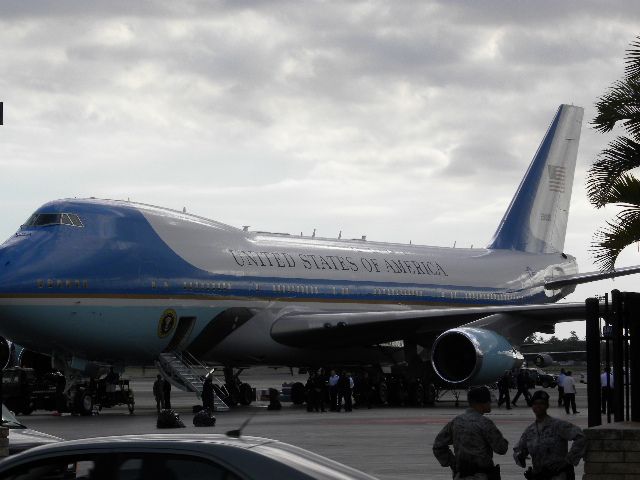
[13,369,593,480]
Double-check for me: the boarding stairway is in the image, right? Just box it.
[156,350,229,411]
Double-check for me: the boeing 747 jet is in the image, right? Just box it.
[1,104,637,410]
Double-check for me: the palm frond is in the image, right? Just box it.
[591,212,640,271]
[624,37,640,79]
[590,36,640,272]
[586,137,640,207]
[592,78,640,135]
[598,173,640,207]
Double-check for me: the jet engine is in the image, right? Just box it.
[533,353,554,368]
[431,327,523,385]
[0,337,11,370]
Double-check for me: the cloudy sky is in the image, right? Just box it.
[2,1,640,337]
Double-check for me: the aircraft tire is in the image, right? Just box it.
[238,383,253,405]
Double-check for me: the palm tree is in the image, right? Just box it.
[587,36,640,271]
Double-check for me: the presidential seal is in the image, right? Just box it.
[158,309,177,338]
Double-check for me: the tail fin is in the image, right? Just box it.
[488,104,584,253]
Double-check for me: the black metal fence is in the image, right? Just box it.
[586,290,640,427]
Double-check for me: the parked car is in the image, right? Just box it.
[522,368,557,389]
[0,434,379,479]
[2,404,61,454]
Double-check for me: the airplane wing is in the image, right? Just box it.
[270,302,587,348]
[545,265,640,289]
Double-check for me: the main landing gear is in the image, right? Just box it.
[214,367,253,407]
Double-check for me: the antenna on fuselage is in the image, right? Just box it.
[183,207,187,213]
[338,230,342,239]
[312,229,316,238]
[226,413,256,439]
[453,241,457,248]
[243,226,250,232]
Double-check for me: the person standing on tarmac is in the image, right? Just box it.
[433,386,508,479]
[153,375,164,414]
[337,371,354,412]
[305,373,315,412]
[163,377,172,409]
[562,371,578,414]
[497,370,512,410]
[202,375,214,411]
[600,367,614,414]
[557,369,566,407]
[312,371,327,412]
[328,370,340,411]
[513,369,532,407]
[514,390,585,480]
[358,372,374,409]
[105,367,119,391]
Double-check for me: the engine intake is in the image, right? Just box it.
[0,337,10,370]
[431,327,523,385]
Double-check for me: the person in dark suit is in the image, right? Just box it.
[497,370,512,410]
[512,369,532,407]
[163,378,172,409]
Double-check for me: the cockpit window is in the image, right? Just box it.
[22,213,84,228]
[68,213,84,227]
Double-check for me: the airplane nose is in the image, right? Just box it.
[0,245,10,288]
[0,233,28,288]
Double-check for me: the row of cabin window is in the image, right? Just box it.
[150,281,170,289]
[183,281,231,291]
[272,285,320,294]
[465,292,522,301]
[38,279,89,288]
[373,288,424,297]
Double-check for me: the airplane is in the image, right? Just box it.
[1,104,639,411]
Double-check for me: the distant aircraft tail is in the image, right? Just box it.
[488,104,584,254]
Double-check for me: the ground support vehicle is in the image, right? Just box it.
[1,368,66,415]
[70,379,135,416]
[2,368,135,416]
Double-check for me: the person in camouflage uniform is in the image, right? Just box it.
[433,386,508,479]
[513,390,585,480]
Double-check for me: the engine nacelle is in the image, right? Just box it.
[18,349,53,372]
[431,327,523,385]
[0,337,11,370]
[533,353,554,368]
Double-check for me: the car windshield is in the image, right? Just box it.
[2,404,26,429]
